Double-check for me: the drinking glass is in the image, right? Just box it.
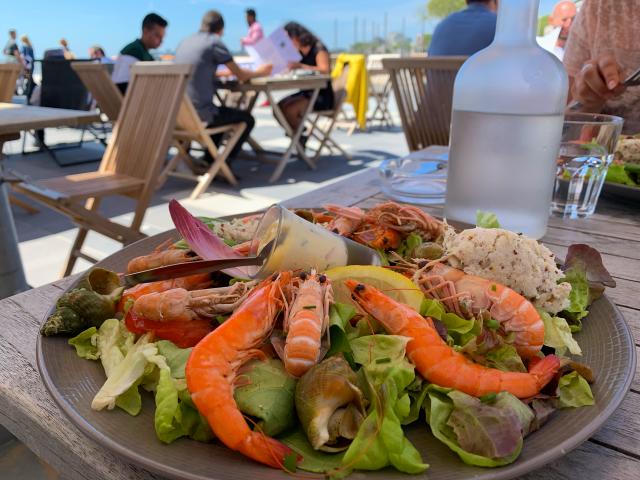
[248,205,381,278]
[551,113,623,218]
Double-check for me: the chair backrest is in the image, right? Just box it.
[41,58,93,110]
[383,56,467,150]
[99,62,192,199]
[0,63,21,102]
[175,95,206,136]
[71,61,123,121]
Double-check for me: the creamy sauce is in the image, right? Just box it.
[258,216,348,274]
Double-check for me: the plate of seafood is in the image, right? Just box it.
[37,200,635,480]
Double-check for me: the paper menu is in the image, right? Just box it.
[245,27,302,75]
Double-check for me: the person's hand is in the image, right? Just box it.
[572,54,626,110]
[255,63,272,77]
[288,61,303,70]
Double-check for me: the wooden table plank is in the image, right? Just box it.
[0,102,100,134]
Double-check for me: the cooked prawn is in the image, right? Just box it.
[127,241,200,274]
[186,273,297,468]
[345,280,559,399]
[131,282,255,322]
[283,271,333,377]
[119,274,213,312]
[415,263,545,359]
[323,204,365,236]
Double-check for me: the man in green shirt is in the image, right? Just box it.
[112,13,167,94]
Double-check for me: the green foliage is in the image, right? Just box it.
[426,0,466,18]
[538,15,550,36]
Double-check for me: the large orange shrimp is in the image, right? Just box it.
[345,280,559,399]
[119,273,213,313]
[415,263,544,359]
[283,271,333,377]
[132,281,255,322]
[186,273,297,469]
[127,241,200,274]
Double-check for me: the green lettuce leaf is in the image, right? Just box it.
[396,233,423,258]
[96,319,135,377]
[234,359,297,436]
[68,327,99,359]
[326,303,357,368]
[280,428,345,474]
[424,386,523,467]
[154,368,213,444]
[558,371,594,408]
[476,211,501,229]
[539,310,582,356]
[156,340,191,379]
[606,164,636,186]
[484,344,527,373]
[344,335,428,474]
[560,268,590,331]
[91,332,156,412]
[420,298,479,346]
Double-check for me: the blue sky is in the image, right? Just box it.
[2,0,559,57]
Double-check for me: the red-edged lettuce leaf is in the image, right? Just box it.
[563,244,615,301]
[168,199,249,278]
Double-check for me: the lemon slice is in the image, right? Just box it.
[325,265,423,312]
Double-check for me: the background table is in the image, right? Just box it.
[0,167,638,479]
[0,103,100,298]
[219,75,330,182]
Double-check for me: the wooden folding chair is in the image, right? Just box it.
[0,63,21,102]
[72,63,243,199]
[70,62,123,122]
[304,66,352,162]
[13,62,192,277]
[158,96,245,199]
[383,56,467,151]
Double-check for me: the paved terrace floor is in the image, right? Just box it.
[5,100,408,289]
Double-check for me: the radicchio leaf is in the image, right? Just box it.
[168,199,250,279]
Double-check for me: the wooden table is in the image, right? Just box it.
[218,75,330,182]
[0,102,100,135]
[0,167,638,479]
[0,103,101,298]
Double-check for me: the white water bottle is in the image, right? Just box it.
[444,0,568,238]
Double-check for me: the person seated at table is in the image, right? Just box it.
[278,22,333,143]
[563,0,640,133]
[89,45,113,64]
[112,13,167,94]
[174,10,272,165]
[428,0,497,56]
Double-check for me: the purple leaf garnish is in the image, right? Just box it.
[169,199,250,279]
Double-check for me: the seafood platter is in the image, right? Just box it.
[37,200,635,479]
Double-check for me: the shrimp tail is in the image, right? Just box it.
[238,433,298,470]
[529,354,561,390]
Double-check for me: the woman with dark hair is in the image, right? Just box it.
[278,22,334,140]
